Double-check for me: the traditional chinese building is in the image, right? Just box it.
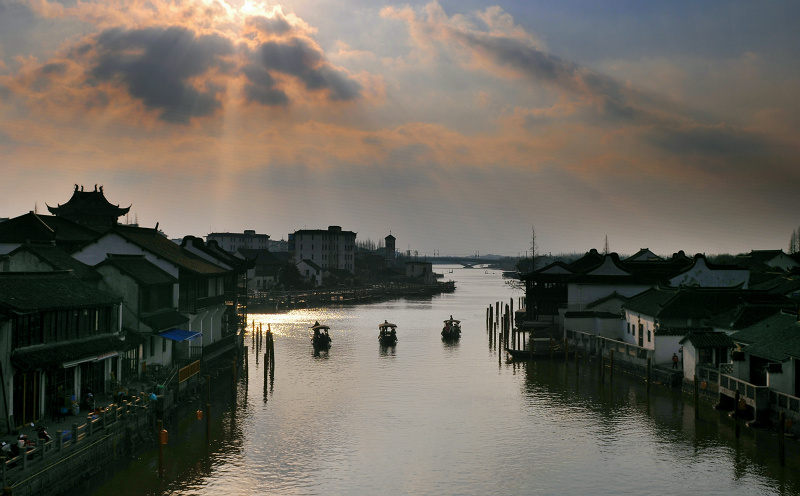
[47,184,130,230]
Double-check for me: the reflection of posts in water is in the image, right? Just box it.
[646,357,651,395]
[734,390,740,439]
[778,410,786,466]
[694,374,699,420]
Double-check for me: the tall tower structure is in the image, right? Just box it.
[385,233,396,266]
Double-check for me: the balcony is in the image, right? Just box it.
[719,374,770,421]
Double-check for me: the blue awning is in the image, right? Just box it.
[159,329,202,342]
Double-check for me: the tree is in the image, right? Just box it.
[791,228,800,254]
[530,225,539,270]
[603,235,609,255]
[277,262,305,289]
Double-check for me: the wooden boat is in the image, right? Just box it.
[441,316,461,340]
[505,338,562,360]
[378,320,398,346]
[310,322,332,349]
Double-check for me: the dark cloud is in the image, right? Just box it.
[89,26,234,123]
[242,63,288,105]
[246,15,293,35]
[244,38,362,104]
[646,125,770,158]
[38,62,67,75]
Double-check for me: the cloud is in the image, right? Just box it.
[87,26,234,123]
[1,1,365,124]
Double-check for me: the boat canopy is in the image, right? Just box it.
[379,321,397,329]
[310,321,330,330]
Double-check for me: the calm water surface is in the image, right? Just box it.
[87,265,800,495]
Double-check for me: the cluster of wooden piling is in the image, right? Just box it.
[486,297,525,351]
[252,323,275,402]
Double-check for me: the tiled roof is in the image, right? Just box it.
[97,255,177,285]
[586,291,630,309]
[564,311,621,319]
[567,249,604,273]
[11,334,127,370]
[706,300,793,331]
[0,272,120,312]
[679,331,734,348]
[46,187,130,217]
[301,259,322,271]
[140,309,189,332]
[731,311,800,362]
[646,287,776,321]
[0,213,55,243]
[622,286,678,316]
[747,250,787,263]
[112,226,228,276]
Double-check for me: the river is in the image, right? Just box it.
[85,265,800,495]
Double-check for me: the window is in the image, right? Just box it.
[150,336,155,357]
[647,330,651,342]
[162,337,167,353]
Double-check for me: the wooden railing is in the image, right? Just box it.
[2,399,153,488]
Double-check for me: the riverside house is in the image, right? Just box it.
[70,225,238,374]
[721,310,800,426]
[0,272,126,433]
[94,254,192,381]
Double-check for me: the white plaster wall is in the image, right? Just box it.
[96,265,140,331]
[656,336,683,365]
[0,243,21,255]
[7,251,51,271]
[767,361,794,395]
[682,342,698,380]
[669,259,749,288]
[597,317,626,340]
[72,234,179,278]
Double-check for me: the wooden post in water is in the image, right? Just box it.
[599,352,604,383]
[734,390,741,438]
[778,410,786,466]
[575,348,579,377]
[158,419,164,478]
[244,346,249,381]
[646,357,651,395]
[609,349,614,383]
[694,375,700,420]
[206,375,211,445]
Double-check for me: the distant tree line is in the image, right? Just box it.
[357,238,385,252]
[790,227,800,255]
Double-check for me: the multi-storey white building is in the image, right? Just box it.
[207,230,271,253]
[289,226,356,274]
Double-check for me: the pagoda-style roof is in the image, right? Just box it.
[47,184,130,228]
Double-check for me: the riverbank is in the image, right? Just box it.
[248,281,455,312]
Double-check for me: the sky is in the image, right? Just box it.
[1,0,799,258]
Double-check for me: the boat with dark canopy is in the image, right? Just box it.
[441,316,461,340]
[378,320,398,346]
[310,322,332,350]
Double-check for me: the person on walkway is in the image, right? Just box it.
[672,352,679,369]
